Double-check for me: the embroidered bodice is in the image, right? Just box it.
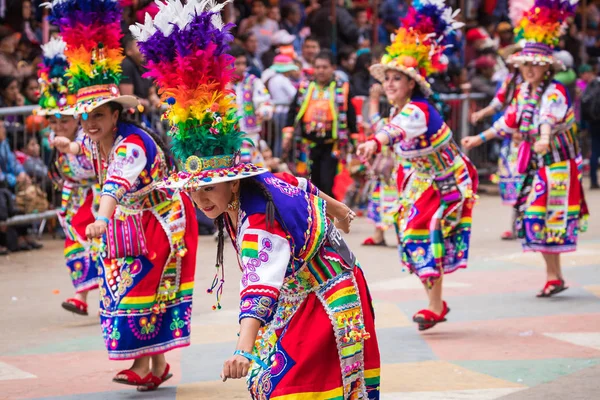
[85,122,170,212]
[225,173,327,326]
[377,98,460,174]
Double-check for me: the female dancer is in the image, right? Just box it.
[357,0,477,331]
[49,0,198,390]
[37,37,100,315]
[462,0,588,297]
[132,1,380,398]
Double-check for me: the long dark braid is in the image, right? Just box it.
[502,71,522,108]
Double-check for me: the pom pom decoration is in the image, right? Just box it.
[43,0,125,93]
[131,0,242,164]
[36,37,74,114]
[514,0,578,46]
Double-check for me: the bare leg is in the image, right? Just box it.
[415,274,444,318]
[150,353,168,377]
[540,253,563,295]
[114,356,151,380]
[373,227,385,244]
[74,290,88,304]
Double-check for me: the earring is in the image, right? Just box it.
[227,195,240,211]
[112,125,118,134]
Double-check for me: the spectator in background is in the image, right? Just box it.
[280,2,302,54]
[261,29,296,70]
[0,26,34,81]
[354,8,372,49]
[351,49,372,97]
[299,35,320,71]
[554,50,577,100]
[16,134,50,196]
[119,34,159,111]
[336,46,357,83]
[378,16,399,47]
[308,0,359,51]
[3,0,41,46]
[471,55,498,99]
[240,31,263,77]
[0,75,24,107]
[465,27,495,65]
[20,74,38,105]
[0,119,28,191]
[268,3,281,25]
[496,21,513,49]
[238,0,279,58]
[262,54,299,157]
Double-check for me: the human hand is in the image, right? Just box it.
[471,110,485,124]
[356,140,378,160]
[52,136,72,153]
[533,139,550,155]
[220,354,250,382]
[369,83,384,102]
[461,135,483,150]
[17,172,30,185]
[85,220,107,239]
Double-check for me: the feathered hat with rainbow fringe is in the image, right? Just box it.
[43,0,139,117]
[131,0,267,191]
[510,0,579,70]
[35,37,77,116]
[370,0,464,97]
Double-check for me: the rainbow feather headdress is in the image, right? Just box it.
[35,37,77,116]
[370,0,464,97]
[131,0,267,191]
[510,0,578,70]
[43,0,138,116]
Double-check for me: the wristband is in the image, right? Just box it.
[234,350,268,369]
[367,136,382,154]
[478,133,487,143]
[96,216,110,225]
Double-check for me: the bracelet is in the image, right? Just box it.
[367,136,382,154]
[96,216,110,225]
[234,350,268,369]
[478,133,487,143]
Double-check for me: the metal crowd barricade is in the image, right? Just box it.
[438,92,499,177]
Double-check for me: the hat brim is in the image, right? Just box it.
[509,53,565,71]
[35,106,77,117]
[157,164,269,191]
[75,95,140,115]
[369,63,432,97]
[270,65,299,73]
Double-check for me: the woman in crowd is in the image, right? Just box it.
[463,0,588,298]
[35,37,100,316]
[49,0,198,390]
[357,0,477,331]
[132,1,380,398]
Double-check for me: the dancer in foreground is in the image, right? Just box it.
[49,0,198,390]
[132,1,380,398]
[463,0,588,298]
[36,37,100,316]
[357,0,478,331]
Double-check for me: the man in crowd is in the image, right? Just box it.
[299,35,320,75]
[238,0,279,59]
[119,34,160,112]
[308,0,359,51]
[284,50,357,196]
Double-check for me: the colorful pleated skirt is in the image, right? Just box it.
[519,159,588,253]
[395,157,478,284]
[367,180,399,230]
[98,193,198,360]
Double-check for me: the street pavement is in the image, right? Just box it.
[1,186,599,400]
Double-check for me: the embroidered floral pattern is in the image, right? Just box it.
[264,177,302,197]
[242,238,273,287]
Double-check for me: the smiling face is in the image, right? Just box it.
[48,114,78,140]
[80,103,119,143]
[520,62,550,85]
[383,69,415,105]
[190,180,240,219]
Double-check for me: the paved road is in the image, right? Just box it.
[1,188,599,400]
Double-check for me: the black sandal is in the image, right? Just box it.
[537,279,568,298]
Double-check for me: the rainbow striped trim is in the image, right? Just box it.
[241,234,259,258]
[76,84,121,104]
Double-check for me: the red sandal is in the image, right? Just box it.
[137,363,173,392]
[61,298,88,316]
[500,230,515,240]
[412,301,450,331]
[537,279,568,298]
[113,369,153,386]
[361,237,386,246]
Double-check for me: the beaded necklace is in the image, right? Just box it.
[520,80,546,138]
